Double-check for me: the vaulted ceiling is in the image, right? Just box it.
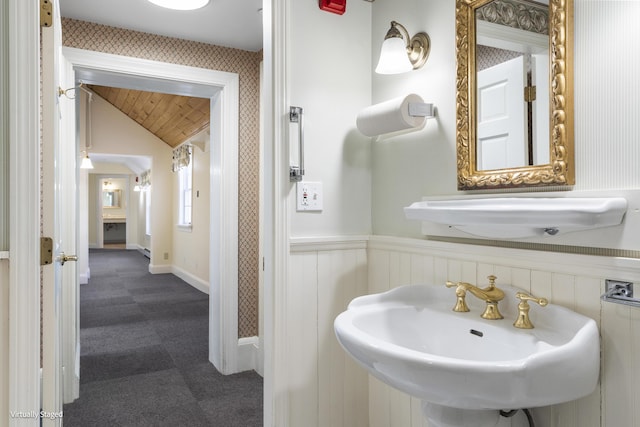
[88,85,210,148]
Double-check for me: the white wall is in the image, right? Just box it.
[371,0,458,237]
[288,0,372,237]
[85,93,173,270]
[172,141,210,289]
[573,1,640,191]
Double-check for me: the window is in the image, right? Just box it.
[178,153,193,228]
[144,187,152,237]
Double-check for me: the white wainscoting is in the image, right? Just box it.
[289,235,640,427]
[289,237,370,427]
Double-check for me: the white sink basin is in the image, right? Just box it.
[334,284,599,411]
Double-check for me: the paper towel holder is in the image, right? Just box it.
[356,94,436,137]
[408,102,435,119]
[289,106,305,182]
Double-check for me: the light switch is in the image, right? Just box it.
[296,181,323,212]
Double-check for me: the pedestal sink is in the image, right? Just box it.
[334,284,600,427]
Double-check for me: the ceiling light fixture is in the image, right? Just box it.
[375,21,431,75]
[147,0,210,11]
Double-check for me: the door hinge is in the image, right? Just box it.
[524,85,536,102]
[40,0,53,28]
[40,237,53,266]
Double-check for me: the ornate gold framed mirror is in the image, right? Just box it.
[456,0,574,190]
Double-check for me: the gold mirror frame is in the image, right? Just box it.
[455,0,574,190]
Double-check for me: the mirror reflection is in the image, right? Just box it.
[475,0,549,170]
[103,190,121,208]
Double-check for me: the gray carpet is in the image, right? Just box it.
[63,249,263,426]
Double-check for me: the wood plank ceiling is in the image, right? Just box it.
[88,85,210,148]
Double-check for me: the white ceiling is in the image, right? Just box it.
[90,154,151,175]
[59,0,264,52]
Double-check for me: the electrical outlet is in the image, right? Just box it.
[297,181,323,212]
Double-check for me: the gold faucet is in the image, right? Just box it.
[445,275,505,320]
[513,291,548,329]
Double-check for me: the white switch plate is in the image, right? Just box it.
[296,181,323,211]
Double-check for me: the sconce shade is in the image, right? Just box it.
[376,37,413,74]
[375,21,431,75]
[80,154,94,169]
[147,0,209,10]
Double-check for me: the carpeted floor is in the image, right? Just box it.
[63,249,263,426]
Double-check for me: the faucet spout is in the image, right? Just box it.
[468,275,505,303]
[445,275,505,320]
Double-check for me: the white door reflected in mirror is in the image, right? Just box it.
[477,56,526,170]
[475,0,550,170]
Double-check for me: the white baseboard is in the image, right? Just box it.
[88,243,98,249]
[127,243,142,251]
[79,268,90,285]
[148,264,172,274]
[171,265,210,295]
[237,336,261,374]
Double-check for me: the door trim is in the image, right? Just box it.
[61,47,241,374]
[262,0,291,424]
[8,0,41,423]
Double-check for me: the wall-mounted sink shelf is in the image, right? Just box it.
[404,197,628,239]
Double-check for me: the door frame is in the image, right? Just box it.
[8,0,41,423]
[262,0,291,424]
[62,47,241,374]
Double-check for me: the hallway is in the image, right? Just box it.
[63,249,262,426]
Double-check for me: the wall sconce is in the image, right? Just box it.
[61,83,96,170]
[133,176,142,192]
[80,152,94,169]
[375,21,431,75]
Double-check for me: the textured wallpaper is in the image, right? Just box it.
[62,18,261,338]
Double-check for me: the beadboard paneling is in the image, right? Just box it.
[289,241,369,427]
[288,235,640,427]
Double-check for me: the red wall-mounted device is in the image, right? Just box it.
[319,0,346,15]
